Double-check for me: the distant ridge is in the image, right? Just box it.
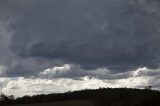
[0,88,160,106]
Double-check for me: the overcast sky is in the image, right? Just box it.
[0,0,160,97]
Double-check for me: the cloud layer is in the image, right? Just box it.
[1,0,160,96]
[4,0,160,70]
[1,66,160,97]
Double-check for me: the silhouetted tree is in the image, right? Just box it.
[145,86,152,90]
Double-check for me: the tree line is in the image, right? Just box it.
[0,88,160,106]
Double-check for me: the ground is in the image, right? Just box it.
[2,100,94,106]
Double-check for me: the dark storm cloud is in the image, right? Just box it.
[6,0,160,70]
[0,0,160,77]
[4,57,66,77]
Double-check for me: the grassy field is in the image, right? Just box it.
[2,100,94,106]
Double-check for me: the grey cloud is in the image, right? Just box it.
[0,19,15,71]
[40,64,134,80]
[6,0,160,70]
[1,0,160,79]
[4,57,67,77]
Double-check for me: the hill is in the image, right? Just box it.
[0,88,160,106]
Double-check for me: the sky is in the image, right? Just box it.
[0,0,160,97]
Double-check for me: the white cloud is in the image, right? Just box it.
[0,75,150,97]
[40,64,71,77]
[0,66,160,97]
[0,76,109,97]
